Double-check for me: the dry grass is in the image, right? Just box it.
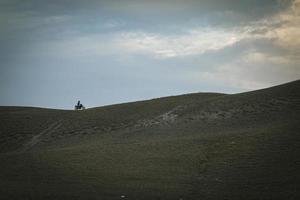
[0,80,299,199]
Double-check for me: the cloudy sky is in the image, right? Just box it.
[0,0,299,109]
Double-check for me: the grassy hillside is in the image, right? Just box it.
[0,80,299,199]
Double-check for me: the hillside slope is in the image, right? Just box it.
[0,80,300,199]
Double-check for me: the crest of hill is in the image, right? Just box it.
[0,79,299,153]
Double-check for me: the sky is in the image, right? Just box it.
[0,0,299,109]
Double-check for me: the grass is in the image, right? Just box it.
[0,80,299,199]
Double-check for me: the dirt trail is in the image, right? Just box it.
[21,120,62,152]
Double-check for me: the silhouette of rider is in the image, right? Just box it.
[75,100,82,109]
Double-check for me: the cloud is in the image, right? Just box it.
[35,26,248,60]
[27,27,246,60]
[250,0,300,49]
[273,3,300,48]
[110,0,299,60]
[189,49,300,91]
[102,19,126,29]
[21,0,299,93]
[116,28,248,59]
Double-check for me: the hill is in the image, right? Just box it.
[0,80,300,199]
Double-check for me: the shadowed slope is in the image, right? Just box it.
[0,80,299,199]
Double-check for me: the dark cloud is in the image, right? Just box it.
[0,0,292,23]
